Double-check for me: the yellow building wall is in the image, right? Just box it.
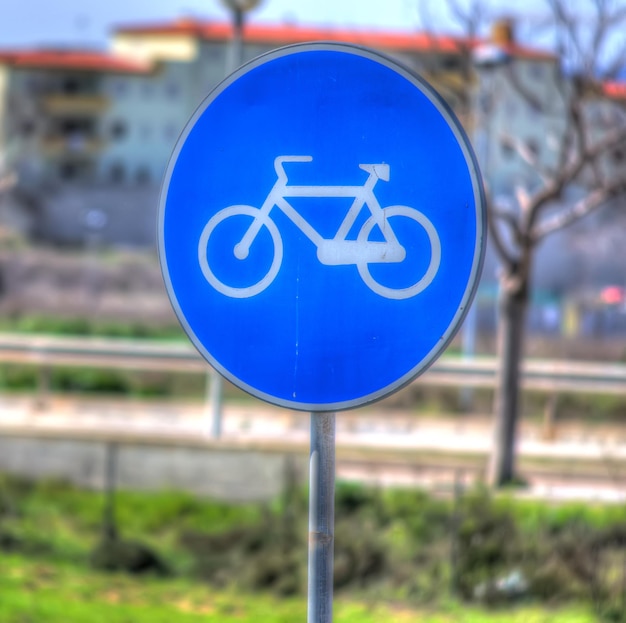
[111,34,199,63]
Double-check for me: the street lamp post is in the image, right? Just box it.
[206,1,263,440]
[220,0,262,71]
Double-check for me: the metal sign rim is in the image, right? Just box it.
[158,40,487,412]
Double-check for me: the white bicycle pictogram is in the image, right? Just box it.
[198,156,441,300]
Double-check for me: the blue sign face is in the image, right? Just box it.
[159,43,486,412]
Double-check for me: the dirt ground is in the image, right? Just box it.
[0,245,176,327]
[0,244,624,361]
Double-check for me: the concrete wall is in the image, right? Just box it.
[0,431,308,502]
[36,184,160,247]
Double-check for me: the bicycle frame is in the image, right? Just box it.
[234,156,405,265]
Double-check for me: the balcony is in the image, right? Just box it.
[40,135,106,157]
[41,94,110,115]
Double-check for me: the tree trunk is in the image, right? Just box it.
[488,276,529,487]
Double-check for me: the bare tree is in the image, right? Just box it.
[414,0,486,128]
[420,0,626,485]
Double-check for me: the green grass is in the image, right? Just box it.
[0,476,263,574]
[1,475,623,621]
[0,314,185,340]
[0,555,594,623]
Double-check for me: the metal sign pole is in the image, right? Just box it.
[206,368,223,439]
[307,412,336,623]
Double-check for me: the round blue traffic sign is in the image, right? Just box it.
[159,42,486,411]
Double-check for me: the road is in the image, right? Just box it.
[2,393,626,503]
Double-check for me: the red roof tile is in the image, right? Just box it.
[602,81,626,100]
[0,49,151,73]
[0,19,555,75]
[115,17,555,61]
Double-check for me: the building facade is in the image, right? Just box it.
[0,17,618,247]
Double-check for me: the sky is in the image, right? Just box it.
[0,0,547,50]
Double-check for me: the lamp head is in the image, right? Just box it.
[219,0,261,11]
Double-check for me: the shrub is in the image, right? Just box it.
[91,536,169,575]
[454,488,521,603]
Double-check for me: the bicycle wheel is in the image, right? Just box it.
[356,205,441,300]
[198,205,283,298]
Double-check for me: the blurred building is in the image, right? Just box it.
[0,17,623,249]
[0,50,147,185]
[0,49,157,244]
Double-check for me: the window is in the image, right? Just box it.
[442,55,461,71]
[61,77,81,94]
[59,118,93,135]
[165,81,180,99]
[163,123,178,141]
[110,120,127,140]
[20,120,35,137]
[136,166,151,184]
[528,63,545,80]
[142,82,154,99]
[58,160,92,182]
[204,44,223,60]
[109,162,126,183]
[59,161,78,181]
[23,75,41,95]
[111,79,128,97]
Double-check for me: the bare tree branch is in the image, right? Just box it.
[533,177,626,239]
[500,132,554,186]
[417,0,495,123]
[447,0,489,32]
[602,40,626,80]
[503,62,548,115]
[590,1,611,66]
[424,0,626,489]
[545,95,588,214]
[514,184,531,212]
[584,121,626,166]
[554,112,576,173]
[488,210,518,269]
[492,205,522,241]
[523,119,626,235]
[415,0,435,31]
[547,0,584,63]
[487,189,525,269]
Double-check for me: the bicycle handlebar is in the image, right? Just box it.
[273,156,390,184]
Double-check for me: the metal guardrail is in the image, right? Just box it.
[0,333,624,397]
[424,357,626,395]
